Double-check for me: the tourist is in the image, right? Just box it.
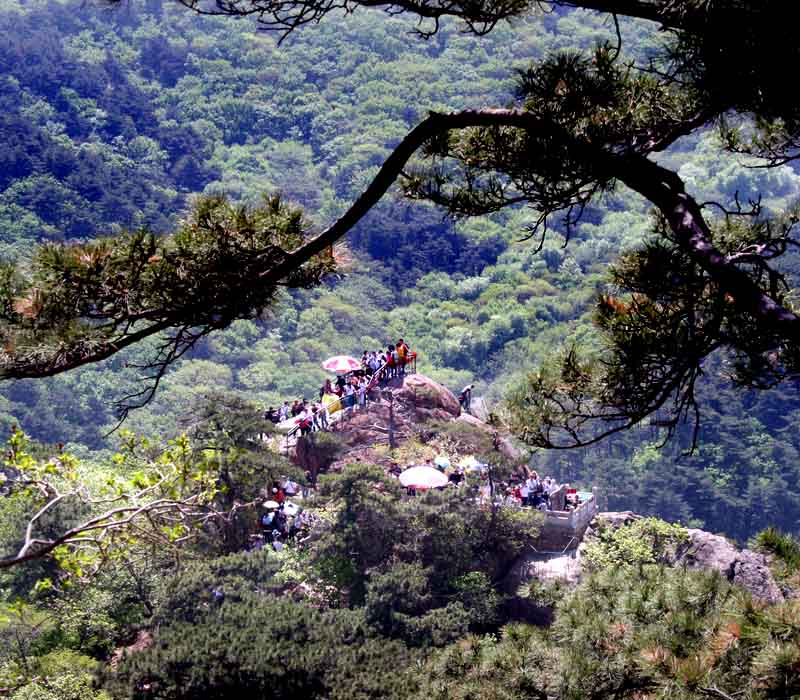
[384,344,395,379]
[302,469,314,498]
[357,378,367,409]
[315,402,329,430]
[529,471,545,507]
[343,383,356,412]
[459,384,474,412]
[279,401,290,422]
[274,506,287,534]
[369,351,381,374]
[283,477,298,498]
[396,340,407,376]
[520,479,530,507]
[291,399,302,417]
[297,407,313,436]
[261,510,275,530]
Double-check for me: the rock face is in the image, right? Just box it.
[731,550,784,604]
[332,374,462,448]
[506,512,785,605]
[677,529,783,604]
[504,550,584,593]
[391,373,461,420]
[296,373,472,472]
[678,529,741,576]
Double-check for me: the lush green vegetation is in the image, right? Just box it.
[2,1,800,697]
[0,0,798,540]
[3,444,798,699]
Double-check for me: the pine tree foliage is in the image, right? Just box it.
[110,550,415,700]
[507,212,800,448]
[307,464,539,644]
[416,565,800,700]
[11,0,796,446]
[0,194,335,416]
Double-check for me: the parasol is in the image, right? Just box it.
[321,355,362,374]
[399,466,449,490]
[434,455,451,469]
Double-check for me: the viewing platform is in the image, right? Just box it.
[534,486,598,552]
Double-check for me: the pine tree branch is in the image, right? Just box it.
[265,108,800,338]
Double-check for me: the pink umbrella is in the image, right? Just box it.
[321,355,362,374]
[399,466,449,490]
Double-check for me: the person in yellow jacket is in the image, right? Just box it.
[396,340,407,376]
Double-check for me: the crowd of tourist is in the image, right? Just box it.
[262,339,418,436]
[252,476,317,551]
[394,456,584,514]
[501,471,563,510]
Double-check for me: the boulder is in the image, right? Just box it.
[731,550,784,605]
[580,515,785,603]
[504,550,583,591]
[679,529,740,575]
[655,526,783,603]
[393,374,461,417]
[456,412,489,430]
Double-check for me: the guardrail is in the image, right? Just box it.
[283,354,418,443]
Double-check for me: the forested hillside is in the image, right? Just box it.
[1,0,800,542]
[2,2,800,699]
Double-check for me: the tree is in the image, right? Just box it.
[3,0,799,447]
[0,428,259,572]
[107,549,416,700]
[309,464,540,643]
[0,194,334,418]
[415,564,800,700]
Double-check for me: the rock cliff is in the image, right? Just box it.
[507,511,787,603]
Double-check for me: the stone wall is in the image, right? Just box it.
[533,494,598,552]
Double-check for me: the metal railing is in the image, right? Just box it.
[283,353,417,444]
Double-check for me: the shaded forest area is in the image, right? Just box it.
[1,0,800,540]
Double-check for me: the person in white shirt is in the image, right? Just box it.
[283,478,298,497]
[520,480,530,507]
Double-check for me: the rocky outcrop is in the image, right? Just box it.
[391,373,461,420]
[677,529,741,576]
[677,529,783,604]
[731,550,784,604]
[321,374,462,452]
[506,512,786,604]
[582,513,785,603]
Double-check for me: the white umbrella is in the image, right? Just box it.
[321,355,362,374]
[263,500,279,509]
[399,466,449,490]
[434,455,451,469]
[459,455,485,472]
